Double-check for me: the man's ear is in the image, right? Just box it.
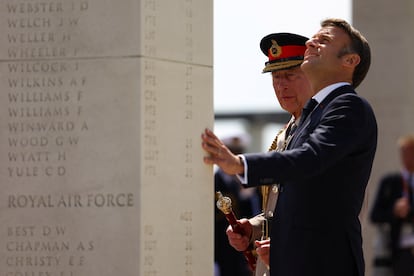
[343,53,360,68]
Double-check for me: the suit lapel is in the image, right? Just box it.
[287,85,356,149]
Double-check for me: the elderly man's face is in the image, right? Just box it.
[272,66,312,119]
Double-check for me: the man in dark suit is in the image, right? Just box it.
[370,134,414,276]
[202,18,377,276]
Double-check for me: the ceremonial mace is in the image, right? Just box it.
[216,191,257,271]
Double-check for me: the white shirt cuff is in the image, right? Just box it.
[236,154,248,184]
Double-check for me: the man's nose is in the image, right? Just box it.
[305,38,318,48]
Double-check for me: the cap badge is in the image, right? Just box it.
[269,39,282,58]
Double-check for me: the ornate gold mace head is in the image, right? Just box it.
[216,191,232,215]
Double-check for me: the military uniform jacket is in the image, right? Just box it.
[249,119,295,276]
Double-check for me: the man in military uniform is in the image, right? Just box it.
[225,32,312,276]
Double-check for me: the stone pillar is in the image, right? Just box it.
[0,1,213,275]
[353,1,414,275]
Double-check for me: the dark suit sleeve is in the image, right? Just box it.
[243,92,377,186]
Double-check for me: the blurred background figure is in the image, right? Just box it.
[369,222,392,276]
[214,132,261,276]
[370,134,414,276]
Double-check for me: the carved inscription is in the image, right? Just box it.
[5,1,89,59]
[1,1,112,275]
[180,211,193,276]
[143,60,158,178]
[5,0,89,179]
[5,224,95,276]
[143,225,158,276]
[182,2,194,274]
[143,0,157,57]
[142,0,158,180]
[6,72,88,178]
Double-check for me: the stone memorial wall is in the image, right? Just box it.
[0,0,213,275]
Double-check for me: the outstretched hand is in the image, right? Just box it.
[201,128,244,175]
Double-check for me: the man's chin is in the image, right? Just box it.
[300,59,314,71]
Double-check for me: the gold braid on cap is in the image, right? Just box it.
[262,59,303,73]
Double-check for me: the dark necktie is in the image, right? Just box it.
[285,120,297,138]
[299,98,318,125]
